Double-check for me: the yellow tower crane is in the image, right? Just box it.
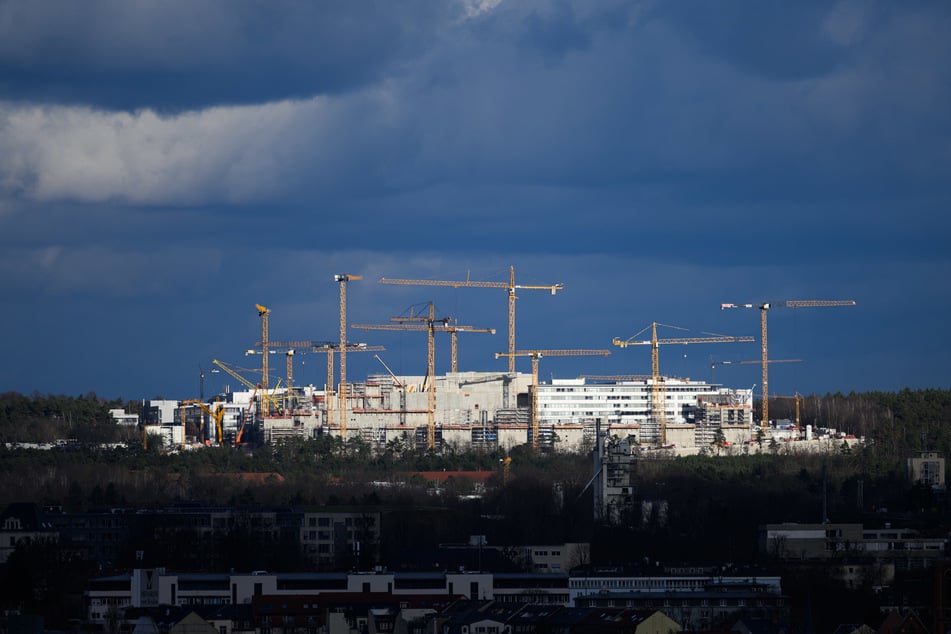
[256,304,270,415]
[772,393,802,432]
[335,274,362,440]
[612,323,754,446]
[495,349,611,452]
[352,302,451,450]
[379,266,563,377]
[720,299,856,429]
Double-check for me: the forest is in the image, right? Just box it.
[0,387,948,546]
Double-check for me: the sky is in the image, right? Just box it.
[1,0,949,402]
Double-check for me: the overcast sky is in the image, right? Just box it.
[1,0,948,401]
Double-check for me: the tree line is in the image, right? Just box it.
[0,387,949,514]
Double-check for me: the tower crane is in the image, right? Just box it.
[383,305,494,372]
[335,274,362,440]
[379,266,563,376]
[443,321,496,373]
[720,299,856,429]
[256,304,270,415]
[353,302,452,450]
[612,323,754,446]
[772,393,802,432]
[495,349,611,452]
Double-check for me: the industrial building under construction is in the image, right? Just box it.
[152,371,755,454]
[136,269,855,456]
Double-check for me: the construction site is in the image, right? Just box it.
[147,269,857,456]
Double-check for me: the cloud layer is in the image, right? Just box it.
[1,1,949,397]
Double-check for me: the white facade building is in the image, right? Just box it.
[536,377,754,447]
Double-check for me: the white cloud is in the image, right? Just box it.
[1,2,948,213]
[0,96,372,205]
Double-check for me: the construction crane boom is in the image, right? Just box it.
[444,324,495,373]
[612,322,754,445]
[772,393,802,431]
[211,359,282,413]
[721,299,855,429]
[495,349,611,452]
[709,358,801,383]
[379,266,562,375]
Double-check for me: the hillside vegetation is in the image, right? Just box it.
[0,388,948,520]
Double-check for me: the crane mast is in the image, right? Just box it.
[495,349,610,452]
[444,322,495,373]
[721,299,855,429]
[256,304,270,415]
[335,275,362,439]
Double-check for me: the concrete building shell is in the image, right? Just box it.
[151,373,760,452]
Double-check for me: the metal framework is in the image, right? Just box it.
[721,300,855,428]
[335,275,362,439]
[379,266,562,374]
[612,323,754,445]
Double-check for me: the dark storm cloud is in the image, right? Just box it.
[0,1,950,397]
[0,0,451,109]
[652,1,850,80]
